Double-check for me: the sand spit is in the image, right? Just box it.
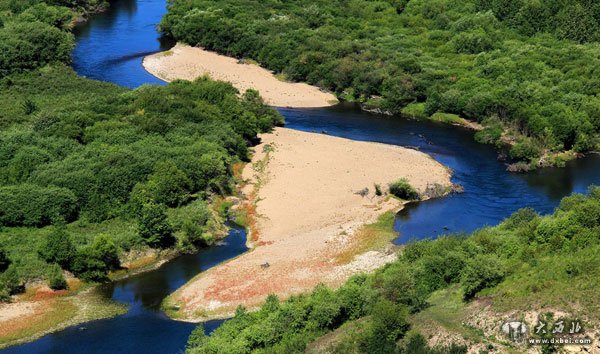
[143,43,338,108]
[165,128,452,321]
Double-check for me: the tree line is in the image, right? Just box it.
[0,0,282,298]
[186,187,600,353]
[160,0,600,168]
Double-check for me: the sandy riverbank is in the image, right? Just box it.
[0,282,126,349]
[164,128,452,321]
[143,43,338,108]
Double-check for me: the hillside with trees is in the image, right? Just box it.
[186,188,600,353]
[0,0,282,299]
[160,0,600,169]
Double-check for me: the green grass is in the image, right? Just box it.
[488,245,600,319]
[0,218,142,282]
[0,288,126,349]
[400,102,427,119]
[411,286,483,343]
[429,113,469,126]
[335,210,399,264]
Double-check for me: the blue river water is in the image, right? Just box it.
[2,0,599,352]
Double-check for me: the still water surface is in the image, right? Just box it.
[2,0,599,352]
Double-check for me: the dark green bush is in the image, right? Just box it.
[0,265,24,295]
[71,235,120,282]
[0,246,10,273]
[0,184,78,227]
[137,203,175,248]
[510,138,542,161]
[38,226,76,269]
[461,254,505,300]
[47,263,67,290]
[374,183,382,196]
[389,178,419,200]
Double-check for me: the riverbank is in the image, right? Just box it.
[163,127,453,321]
[143,43,338,108]
[0,281,126,349]
[0,215,230,349]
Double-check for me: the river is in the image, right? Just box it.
[2,0,600,352]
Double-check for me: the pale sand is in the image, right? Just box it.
[166,128,452,321]
[143,43,338,108]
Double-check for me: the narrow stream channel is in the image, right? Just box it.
[2,0,600,352]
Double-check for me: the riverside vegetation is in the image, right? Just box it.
[160,0,600,169]
[186,187,600,353]
[0,0,282,300]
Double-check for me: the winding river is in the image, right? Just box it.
[3,0,600,352]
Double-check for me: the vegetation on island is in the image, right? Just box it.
[0,0,282,300]
[160,0,600,169]
[389,178,419,200]
[187,187,600,353]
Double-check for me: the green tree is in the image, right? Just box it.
[145,161,192,207]
[90,235,121,271]
[138,203,175,248]
[0,265,24,295]
[186,325,207,350]
[360,300,410,353]
[47,263,68,290]
[71,235,120,282]
[461,254,505,300]
[38,226,76,269]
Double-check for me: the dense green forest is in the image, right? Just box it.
[0,0,282,298]
[160,0,600,169]
[186,188,600,353]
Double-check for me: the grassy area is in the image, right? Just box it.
[0,218,140,282]
[335,210,399,264]
[0,284,126,349]
[411,286,485,344]
[429,113,470,127]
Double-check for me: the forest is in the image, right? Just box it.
[186,188,600,353]
[0,0,282,297]
[160,0,600,169]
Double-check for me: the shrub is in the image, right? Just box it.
[71,235,120,282]
[0,247,10,273]
[510,138,542,161]
[0,265,24,295]
[187,325,207,350]
[143,160,192,207]
[38,226,76,269]
[47,263,67,290]
[502,208,538,230]
[138,203,175,248]
[360,300,410,353]
[0,184,78,227]
[389,178,419,200]
[461,254,505,300]
[400,102,427,119]
[374,183,383,196]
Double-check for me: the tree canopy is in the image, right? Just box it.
[161,0,600,166]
